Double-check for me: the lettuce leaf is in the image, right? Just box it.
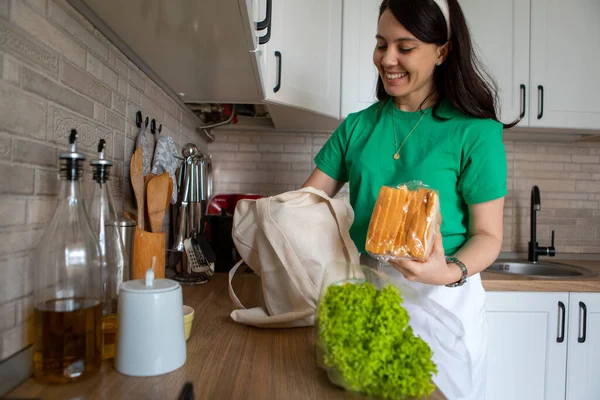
[318,282,437,399]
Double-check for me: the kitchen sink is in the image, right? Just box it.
[486,260,597,278]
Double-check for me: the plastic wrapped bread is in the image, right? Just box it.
[365,183,440,262]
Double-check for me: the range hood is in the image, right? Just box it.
[68,0,342,133]
[69,0,266,104]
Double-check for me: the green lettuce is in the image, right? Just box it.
[317,282,437,399]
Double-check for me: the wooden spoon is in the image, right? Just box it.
[143,173,157,229]
[129,148,145,230]
[147,172,171,233]
[144,173,156,188]
[165,176,173,209]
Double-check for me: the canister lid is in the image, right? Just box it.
[120,269,180,294]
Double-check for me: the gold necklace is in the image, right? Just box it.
[392,106,427,160]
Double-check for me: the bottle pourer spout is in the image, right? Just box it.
[68,129,78,151]
[97,139,106,159]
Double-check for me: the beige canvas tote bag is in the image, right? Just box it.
[229,187,360,328]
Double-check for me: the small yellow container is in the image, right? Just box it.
[183,305,194,341]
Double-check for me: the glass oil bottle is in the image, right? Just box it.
[32,130,103,384]
[87,139,126,360]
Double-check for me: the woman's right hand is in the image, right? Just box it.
[301,168,344,198]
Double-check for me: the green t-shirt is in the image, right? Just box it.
[314,99,507,255]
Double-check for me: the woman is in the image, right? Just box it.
[303,0,511,398]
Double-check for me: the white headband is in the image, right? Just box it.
[432,0,451,40]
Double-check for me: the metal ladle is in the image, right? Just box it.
[182,143,198,159]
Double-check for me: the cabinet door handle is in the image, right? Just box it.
[257,0,272,45]
[557,301,565,343]
[519,84,526,120]
[273,50,282,93]
[578,301,587,343]
[256,0,272,30]
[537,85,544,119]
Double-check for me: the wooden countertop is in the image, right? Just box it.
[482,259,600,292]
[7,273,446,400]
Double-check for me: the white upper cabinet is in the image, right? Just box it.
[464,0,600,130]
[251,0,270,98]
[264,0,342,119]
[70,0,342,122]
[342,0,600,131]
[341,0,380,117]
[529,0,600,130]
[460,0,530,127]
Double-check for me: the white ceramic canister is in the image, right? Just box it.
[115,269,186,376]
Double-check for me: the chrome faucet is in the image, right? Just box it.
[528,185,556,263]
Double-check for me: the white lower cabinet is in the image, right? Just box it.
[565,293,600,400]
[485,292,568,400]
[485,292,600,400]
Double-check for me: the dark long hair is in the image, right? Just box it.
[376,0,517,128]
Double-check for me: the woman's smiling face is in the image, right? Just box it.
[373,9,447,109]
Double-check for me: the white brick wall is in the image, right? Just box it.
[509,142,600,254]
[209,132,600,255]
[209,132,320,196]
[0,0,206,362]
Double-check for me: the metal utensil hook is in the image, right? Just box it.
[135,111,150,129]
[135,111,142,128]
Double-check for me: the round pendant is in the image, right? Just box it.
[393,153,400,160]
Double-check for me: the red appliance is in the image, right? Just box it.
[206,193,263,216]
[203,193,262,272]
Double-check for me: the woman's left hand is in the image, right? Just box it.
[389,225,462,286]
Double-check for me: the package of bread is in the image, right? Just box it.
[365,183,440,262]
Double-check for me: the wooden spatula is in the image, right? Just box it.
[147,172,171,233]
[130,148,145,230]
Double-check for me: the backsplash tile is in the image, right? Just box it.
[0,80,47,139]
[0,198,26,227]
[10,0,85,68]
[11,138,57,167]
[0,164,35,195]
[48,0,106,62]
[2,55,19,84]
[0,20,59,78]
[112,92,126,115]
[0,0,207,364]
[0,136,10,159]
[23,66,94,117]
[0,2,9,19]
[60,59,112,107]
[47,104,113,157]
[208,131,600,255]
[34,168,57,195]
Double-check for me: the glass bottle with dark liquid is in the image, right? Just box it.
[33,298,102,383]
[87,139,126,360]
[33,130,103,383]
